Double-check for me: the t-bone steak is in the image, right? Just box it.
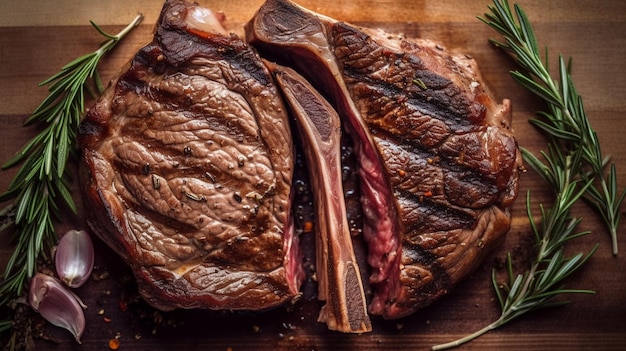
[78,0,303,311]
[246,0,522,319]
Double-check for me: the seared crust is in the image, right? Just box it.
[246,0,521,319]
[78,0,300,311]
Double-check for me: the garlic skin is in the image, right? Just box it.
[29,273,86,343]
[55,229,94,288]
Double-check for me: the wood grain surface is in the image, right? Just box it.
[1,0,625,350]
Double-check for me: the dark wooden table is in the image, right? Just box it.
[1,0,625,350]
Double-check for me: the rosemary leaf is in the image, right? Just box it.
[529,118,579,141]
[514,4,539,55]
[510,70,562,108]
[0,320,11,334]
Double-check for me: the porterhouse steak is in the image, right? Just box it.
[78,0,303,311]
[246,0,522,319]
[78,0,521,328]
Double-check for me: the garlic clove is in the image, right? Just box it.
[55,229,94,288]
[29,273,86,343]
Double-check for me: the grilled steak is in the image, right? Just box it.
[247,0,522,319]
[78,0,303,311]
[269,62,371,332]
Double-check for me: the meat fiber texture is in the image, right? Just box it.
[246,0,522,319]
[78,0,303,311]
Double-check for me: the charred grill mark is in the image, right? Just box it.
[371,127,487,177]
[397,241,451,310]
[111,153,250,194]
[443,171,500,208]
[117,72,259,146]
[401,241,449,284]
[223,49,274,88]
[397,189,477,233]
[156,23,272,87]
[126,202,200,237]
[124,200,278,271]
[373,131,501,210]
[331,23,481,134]
[342,65,477,134]
[349,79,479,134]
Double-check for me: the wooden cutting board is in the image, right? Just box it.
[1,0,625,350]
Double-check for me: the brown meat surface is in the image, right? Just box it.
[246,0,522,319]
[78,0,302,311]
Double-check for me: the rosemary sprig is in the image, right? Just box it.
[483,0,625,255]
[0,14,143,307]
[433,0,617,349]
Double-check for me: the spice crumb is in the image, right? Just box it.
[108,338,120,350]
[303,221,313,233]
